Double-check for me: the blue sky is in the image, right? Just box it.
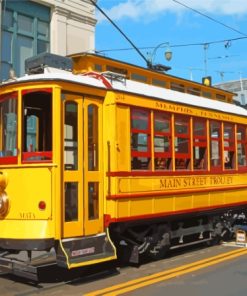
[94,0,247,85]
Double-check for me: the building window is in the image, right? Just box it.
[1,1,50,80]
[240,94,246,105]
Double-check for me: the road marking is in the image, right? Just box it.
[84,248,247,296]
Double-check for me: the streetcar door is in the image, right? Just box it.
[63,94,83,238]
[83,97,103,236]
[62,94,103,238]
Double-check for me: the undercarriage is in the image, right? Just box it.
[110,208,247,264]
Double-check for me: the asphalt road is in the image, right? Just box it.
[126,246,247,296]
[1,243,247,296]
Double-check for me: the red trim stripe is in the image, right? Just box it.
[0,92,17,102]
[22,88,52,95]
[106,169,247,177]
[107,185,247,200]
[0,156,18,165]
[22,151,52,163]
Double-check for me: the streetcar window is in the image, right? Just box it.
[131,109,149,130]
[0,92,17,163]
[131,73,147,83]
[88,104,98,171]
[152,79,166,88]
[132,133,148,152]
[131,109,151,170]
[237,125,247,168]
[22,90,52,162]
[65,182,78,222]
[187,87,201,96]
[174,116,191,170]
[88,182,99,220]
[171,82,185,93]
[193,119,207,170]
[224,123,235,170]
[64,102,78,170]
[154,112,172,170]
[210,121,221,169]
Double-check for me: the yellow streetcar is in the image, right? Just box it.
[0,52,247,279]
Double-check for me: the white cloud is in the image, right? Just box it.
[97,0,247,22]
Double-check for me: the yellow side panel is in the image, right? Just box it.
[225,190,247,203]
[0,220,54,239]
[116,105,130,171]
[209,191,225,206]
[154,196,174,213]
[0,167,54,239]
[129,198,153,216]
[116,200,130,218]
[174,195,193,211]
[106,174,247,220]
[193,194,210,208]
[5,167,52,220]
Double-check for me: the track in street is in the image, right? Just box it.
[84,247,247,296]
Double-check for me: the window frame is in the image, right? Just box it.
[153,111,172,170]
[131,108,151,170]
[210,120,222,172]
[193,118,208,171]
[0,92,18,164]
[223,122,236,170]
[21,88,52,163]
[237,124,247,170]
[174,115,191,170]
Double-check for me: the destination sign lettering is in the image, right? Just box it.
[160,176,233,190]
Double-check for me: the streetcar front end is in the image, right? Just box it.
[0,83,58,279]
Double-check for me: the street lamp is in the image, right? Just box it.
[147,42,172,71]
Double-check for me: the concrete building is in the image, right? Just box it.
[215,78,247,107]
[0,0,96,81]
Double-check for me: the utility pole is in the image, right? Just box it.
[203,43,209,76]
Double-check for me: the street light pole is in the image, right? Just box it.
[147,42,172,70]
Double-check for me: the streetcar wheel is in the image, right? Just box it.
[148,232,170,260]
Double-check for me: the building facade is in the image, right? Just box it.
[215,78,247,107]
[0,0,96,81]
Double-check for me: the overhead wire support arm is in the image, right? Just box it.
[89,0,150,67]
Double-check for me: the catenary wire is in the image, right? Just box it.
[171,0,247,37]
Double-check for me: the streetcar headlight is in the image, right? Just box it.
[0,192,9,218]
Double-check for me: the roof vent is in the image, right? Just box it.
[25,53,72,74]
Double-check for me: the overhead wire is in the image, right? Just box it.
[89,0,150,65]
[97,36,247,53]
[171,0,247,37]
